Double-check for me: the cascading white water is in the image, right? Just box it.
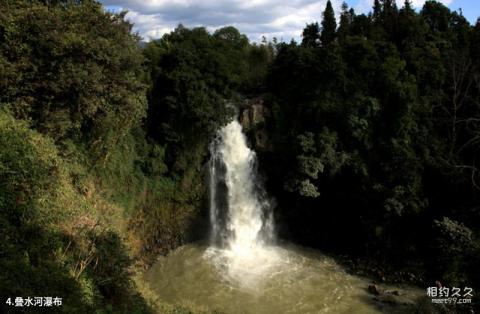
[209,119,274,254]
[146,119,424,313]
[206,118,277,286]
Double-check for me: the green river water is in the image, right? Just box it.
[144,243,423,314]
[144,121,424,314]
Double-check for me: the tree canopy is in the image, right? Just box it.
[1,0,479,311]
[265,0,480,292]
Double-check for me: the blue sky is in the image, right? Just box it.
[100,0,479,42]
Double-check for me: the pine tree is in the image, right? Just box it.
[382,0,397,17]
[380,0,398,38]
[473,19,480,62]
[302,22,321,47]
[398,0,418,41]
[403,0,413,13]
[321,0,337,45]
[373,0,382,22]
[338,2,354,39]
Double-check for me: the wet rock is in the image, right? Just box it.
[385,290,400,296]
[251,103,266,124]
[239,96,272,152]
[369,284,399,297]
[240,109,251,129]
[255,129,271,151]
[368,283,383,295]
[377,270,386,282]
[239,97,268,130]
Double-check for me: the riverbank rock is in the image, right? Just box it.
[369,282,401,297]
[240,97,266,127]
[368,282,418,309]
[239,96,272,152]
[368,283,382,295]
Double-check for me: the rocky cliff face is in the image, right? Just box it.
[239,97,272,152]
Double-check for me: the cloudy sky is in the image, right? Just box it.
[100,0,479,42]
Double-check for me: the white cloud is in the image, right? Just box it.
[101,0,345,42]
[410,0,453,7]
[103,0,456,43]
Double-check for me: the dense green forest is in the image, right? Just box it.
[264,0,480,295]
[0,0,479,312]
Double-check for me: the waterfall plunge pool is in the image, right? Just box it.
[144,242,423,314]
[144,119,423,313]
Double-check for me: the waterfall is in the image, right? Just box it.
[208,119,274,257]
[147,119,423,312]
[206,118,277,287]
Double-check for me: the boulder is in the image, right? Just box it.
[239,97,268,129]
[368,283,382,295]
[239,97,272,152]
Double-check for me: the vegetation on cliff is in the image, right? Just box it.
[263,0,480,297]
[0,0,271,312]
[1,0,479,312]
